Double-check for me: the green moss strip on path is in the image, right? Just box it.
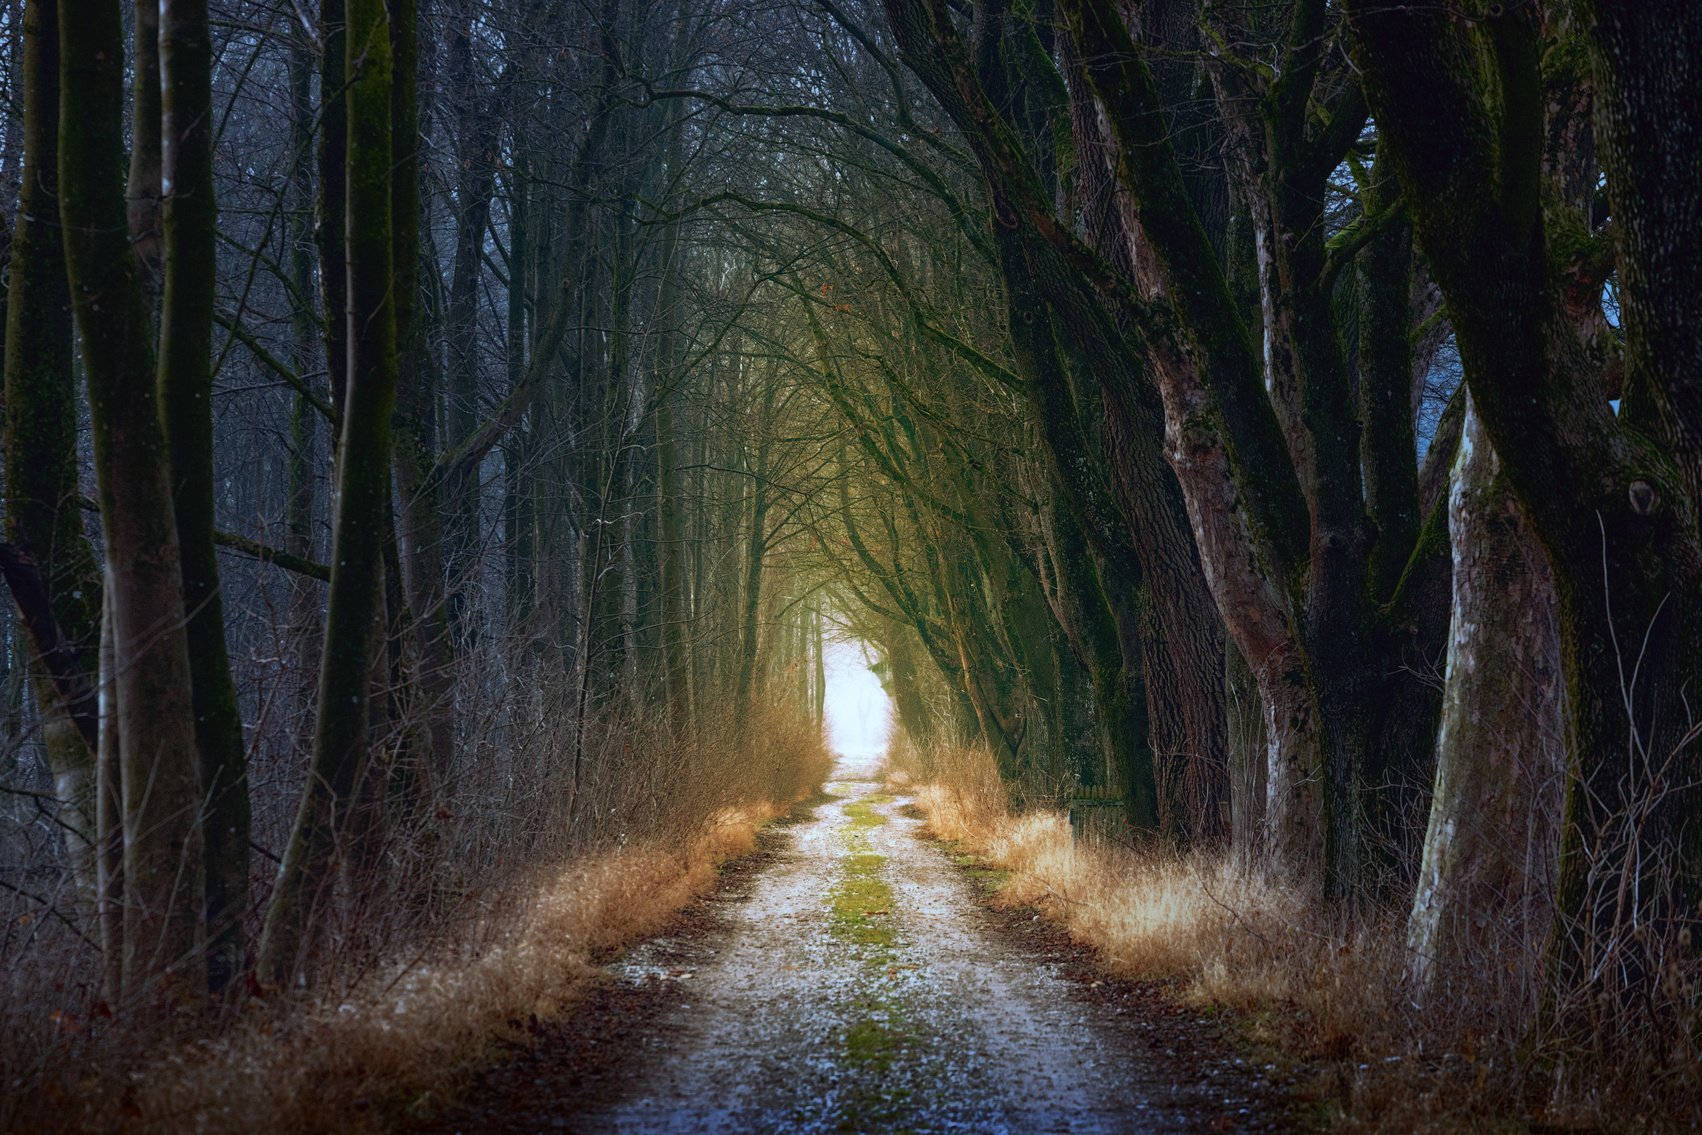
[826,790,921,1126]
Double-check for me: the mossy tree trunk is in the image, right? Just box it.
[882,0,1451,895]
[1346,0,1702,1021]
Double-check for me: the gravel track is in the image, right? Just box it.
[424,755,1291,1134]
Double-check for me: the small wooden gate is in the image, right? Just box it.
[1066,783,1125,845]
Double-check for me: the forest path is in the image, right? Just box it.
[425,755,1286,1134]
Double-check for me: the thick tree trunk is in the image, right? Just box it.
[59,0,207,1003]
[1225,642,1266,869]
[1347,0,1702,1023]
[158,0,250,994]
[1407,398,1564,998]
[258,0,399,986]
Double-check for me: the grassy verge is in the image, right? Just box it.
[896,745,1698,1134]
[80,811,772,1135]
[11,766,832,1133]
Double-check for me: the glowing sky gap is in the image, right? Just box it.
[821,639,892,760]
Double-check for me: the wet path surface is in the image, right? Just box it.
[427,759,1289,1134]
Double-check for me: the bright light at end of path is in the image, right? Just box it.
[823,640,892,767]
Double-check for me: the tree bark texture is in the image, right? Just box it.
[1407,398,1565,998]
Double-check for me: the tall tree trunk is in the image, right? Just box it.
[59,0,207,1003]
[442,3,499,641]
[286,39,323,746]
[1346,0,1702,1023]
[1407,397,1564,998]
[319,0,349,412]
[733,383,776,727]
[158,0,250,994]
[651,108,690,732]
[388,0,455,786]
[655,385,691,734]
[258,0,399,986]
[2,0,102,905]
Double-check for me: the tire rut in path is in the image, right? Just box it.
[425,767,1290,1134]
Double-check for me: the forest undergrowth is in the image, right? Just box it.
[1,700,832,1135]
[890,740,1701,1134]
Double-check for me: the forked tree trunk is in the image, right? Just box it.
[59,0,207,1004]
[1346,0,1702,1023]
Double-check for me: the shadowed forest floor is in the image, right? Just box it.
[416,757,1300,1134]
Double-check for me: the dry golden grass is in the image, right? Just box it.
[904,741,1701,1135]
[126,812,766,1135]
[2,698,833,1135]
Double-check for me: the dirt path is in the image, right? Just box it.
[426,760,1292,1133]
